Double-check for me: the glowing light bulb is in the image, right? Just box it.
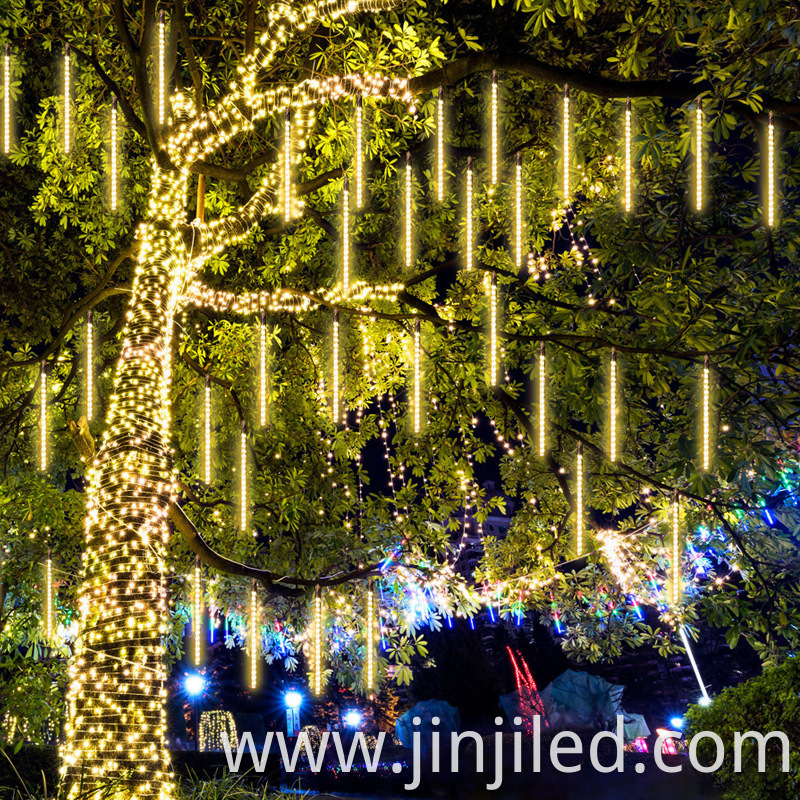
[671,494,681,605]
[538,343,546,457]
[365,581,375,691]
[702,355,710,471]
[63,44,70,152]
[332,310,340,424]
[766,111,775,227]
[490,70,498,185]
[259,311,268,427]
[405,151,413,268]
[204,375,211,483]
[515,152,523,267]
[239,421,247,532]
[250,580,258,688]
[3,44,10,154]
[562,85,570,201]
[110,98,118,211]
[355,95,363,208]
[342,175,350,291]
[413,319,421,435]
[436,86,444,202]
[158,10,166,126]
[39,361,47,471]
[624,98,632,212]
[284,109,292,221]
[489,273,498,386]
[313,586,323,695]
[45,550,53,640]
[466,156,474,270]
[86,310,93,421]
[695,97,703,211]
[193,557,202,667]
[575,442,583,556]
[609,347,617,462]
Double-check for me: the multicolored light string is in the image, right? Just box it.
[695,97,703,211]
[490,71,498,185]
[436,86,444,202]
[575,442,584,556]
[562,85,570,201]
[342,175,351,291]
[465,156,474,270]
[624,98,632,212]
[86,311,94,421]
[515,152,523,267]
[39,361,47,471]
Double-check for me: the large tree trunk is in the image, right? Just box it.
[63,173,190,800]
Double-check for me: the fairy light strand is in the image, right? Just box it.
[766,111,775,227]
[313,586,323,695]
[365,581,376,691]
[63,44,70,152]
[624,98,632,212]
[413,319,421,434]
[466,156,474,270]
[355,95,363,208]
[332,310,340,424]
[538,343,546,457]
[695,97,703,211]
[45,550,53,639]
[405,151,412,268]
[284,109,292,221]
[158,11,166,126]
[259,310,268,427]
[110,98,118,211]
[342,175,350,290]
[490,71,498,185]
[609,347,617,462]
[671,494,681,605]
[702,355,710,471]
[3,44,10,154]
[86,311,94,421]
[515,152,523,266]
[489,273,498,386]
[436,86,444,202]
[239,421,247,531]
[249,580,258,688]
[204,375,211,483]
[562,85,570,201]
[575,443,584,556]
[39,361,47,471]
[193,557,202,667]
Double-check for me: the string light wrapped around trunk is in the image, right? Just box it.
[515,152,523,267]
[284,109,292,222]
[413,318,421,435]
[39,361,47,471]
[624,98,632,212]
[63,44,70,152]
[575,442,584,556]
[158,10,166,126]
[489,273,499,386]
[609,347,617,462]
[562,85,570,202]
[332,310,340,424]
[490,71,499,185]
[313,586,324,695]
[766,111,775,227]
[671,494,681,605]
[193,556,203,668]
[342,175,351,291]
[695,97,703,211]
[239,421,248,532]
[405,151,412,268]
[355,95,364,208]
[465,156,474,270]
[86,311,94,421]
[702,355,711,471]
[365,581,376,692]
[259,310,268,427]
[110,98,118,211]
[3,44,10,154]
[436,86,444,202]
[538,343,546,457]
[203,375,211,483]
[249,580,258,689]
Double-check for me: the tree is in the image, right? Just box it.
[1,0,799,797]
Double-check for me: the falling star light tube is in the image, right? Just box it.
[489,273,499,386]
[110,98,118,211]
[413,319,421,435]
[624,98,632,212]
[405,152,413,268]
[86,310,94,421]
[671,495,681,605]
[702,355,710,471]
[575,443,584,556]
[259,310,268,427]
[39,361,47,471]
[3,44,10,154]
[313,586,323,695]
[63,44,70,152]
[284,109,292,222]
[436,86,444,202]
[538,343,546,457]
[609,347,617,462]
[332,310,340,424]
[342,176,350,291]
[239,421,248,532]
[158,10,166,126]
[562,85,570,201]
[45,550,53,640]
[193,557,202,667]
[490,71,499,185]
[203,375,211,483]
[767,111,775,227]
[466,156,474,270]
[679,626,711,704]
[365,581,376,691]
[515,152,523,267]
[355,95,363,208]
[695,97,703,211]
[249,580,258,689]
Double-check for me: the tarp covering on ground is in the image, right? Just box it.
[395,699,460,753]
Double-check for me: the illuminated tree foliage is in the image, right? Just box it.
[0,0,799,795]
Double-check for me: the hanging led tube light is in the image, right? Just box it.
[45,549,53,640]
[158,10,166,126]
[515,152,524,267]
[110,98,118,211]
[63,44,70,152]
[624,98,632,212]
[259,310,268,427]
[86,310,94,421]
[203,375,211,483]
[3,44,10,154]
[490,71,499,186]
[284,109,292,222]
[436,86,444,202]
[193,557,203,667]
[678,626,711,704]
[332,310,340,424]
[695,97,703,211]
[249,580,258,689]
[313,586,324,695]
[538,343,546,457]
[465,156,474,270]
[413,319,421,435]
[562,85,570,202]
[489,273,499,386]
[575,442,584,556]
[342,176,351,291]
[609,347,617,462]
[355,95,364,208]
[671,494,681,605]
[405,151,413,268]
[766,111,775,228]
[702,355,710,471]
[365,581,376,692]
[39,361,47,471]
[239,421,248,532]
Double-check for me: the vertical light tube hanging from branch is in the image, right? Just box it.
[203,375,211,484]
[609,347,617,462]
[193,556,203,668]
[436,86,444,202]
[490,70,499,186]
[365,581,376,692]
[766,111,775,228]
[259,310,268,427]
[332,310,340,424]
[249,580,258,689]
[158,10,166,126]
[342,176,350,291]
[63,44,70,152]
[45,549,53,640]
[355,95,363,208]
[702,355,710,471]
[671,493,681,605]
[284,109,292,222]
[239,421,248,532]
[562,85,570,202]
[405,151,412,268]
[313,586,324,695]
[624,98,632,212]
[575,443,584,556]
[695,97,703,211]
[515,152,523,267]
[413,319,421,435]
[110,98,118,211]
[465,156,474,270]
[3,44,10,154]
[86,311,94,421]
[489,273,499,386]
[538,343,546,457]
[39,361,47,471]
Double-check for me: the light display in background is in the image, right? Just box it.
[436,86,444,202]
[624,98,632,212]
[239,421,248,532]
[63,44,70,152]
[695,97,703,211]
[671,494,682,605]
[355,94,364,208]
[405,151,412,267]
[249,580,258,689]
[110,98,118,211]
[490,70,498,185]
[766,111,775,227]
[562,84,570,201]
[413,318,421,435]
[538,343,546,457]
[575,442,584,556]
[3,44,10,154]
[39,361,47,471]
[332,310,340,424]
[198,710,238,752]
[465,156,474,270]
[85,311,94,421]
[364,581,376,693]
[312,586,324,695]
[609,347,617,462]
[342,175,351,291]
[158,10,166,126]
[259,310,268,427]
[515,152,523,267]
[193,557,203,668]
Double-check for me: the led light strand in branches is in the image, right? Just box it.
[63,44,70,152]
[3,44,10,154]
[110,98,118,211]
[575,443,584,556]
[624,98,632,212]
[695,97,703,211]
[365,581,376,692]
[609,347,617,462]
[342,176,351,291]
[489,274,499,386]
[259,310,268,427]
[240,421,248,532]
[436,86,444,202]
[193,557,203,667]
[405,151,412,268]
[86,311,94,421]
[490,71,499,185]
[702,355,710,471]
[45,550,53,640]
[204,376,211,483]
[465,156,474,270]
[39,361,47,471]
[413,319,421,435]
[332,310,340,424]
[766,111,775,227]
[313,586,324,695]
[158,11,166,126]
[355,95,363,208]
[538,343,546,457]
[249,580,258,688]
[562,85,570,202]
[515,152,523,267]
[284,109,292,222]
[671,494,681,605]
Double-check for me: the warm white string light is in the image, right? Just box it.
[355,94,363,208]
[766,111,775,227]
[575,442,583,556]
[490,70,498,185]
[39,361,47,471]
[702,355,710,471]
[624,98,632,212]
[203,375,211,483]
[671,494,681,605]
[193,557,202,667]
[436,86,444,202]
[63,44,70,152]
[110,98,118,211]
[284,109,292,222]
[249,580,258,689]
[342,175,350,291]
[695,97,703,211]
[332,310,340,424]
[489,273,498,386]
[239,421,247,532]
[313,586,323,695]
[86,311,94,421]
[405,151,412,268]
[45,550,53,640]
[515,152,523,267]
[3,44,10,154]
[466,156,474,270]
[259,311,268,426]
[158,10,166,126]
[562,85,570,201]
[365,581,376,692]
[538,343,546,457]
[609,347,617,462]
[413,319,421,435]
